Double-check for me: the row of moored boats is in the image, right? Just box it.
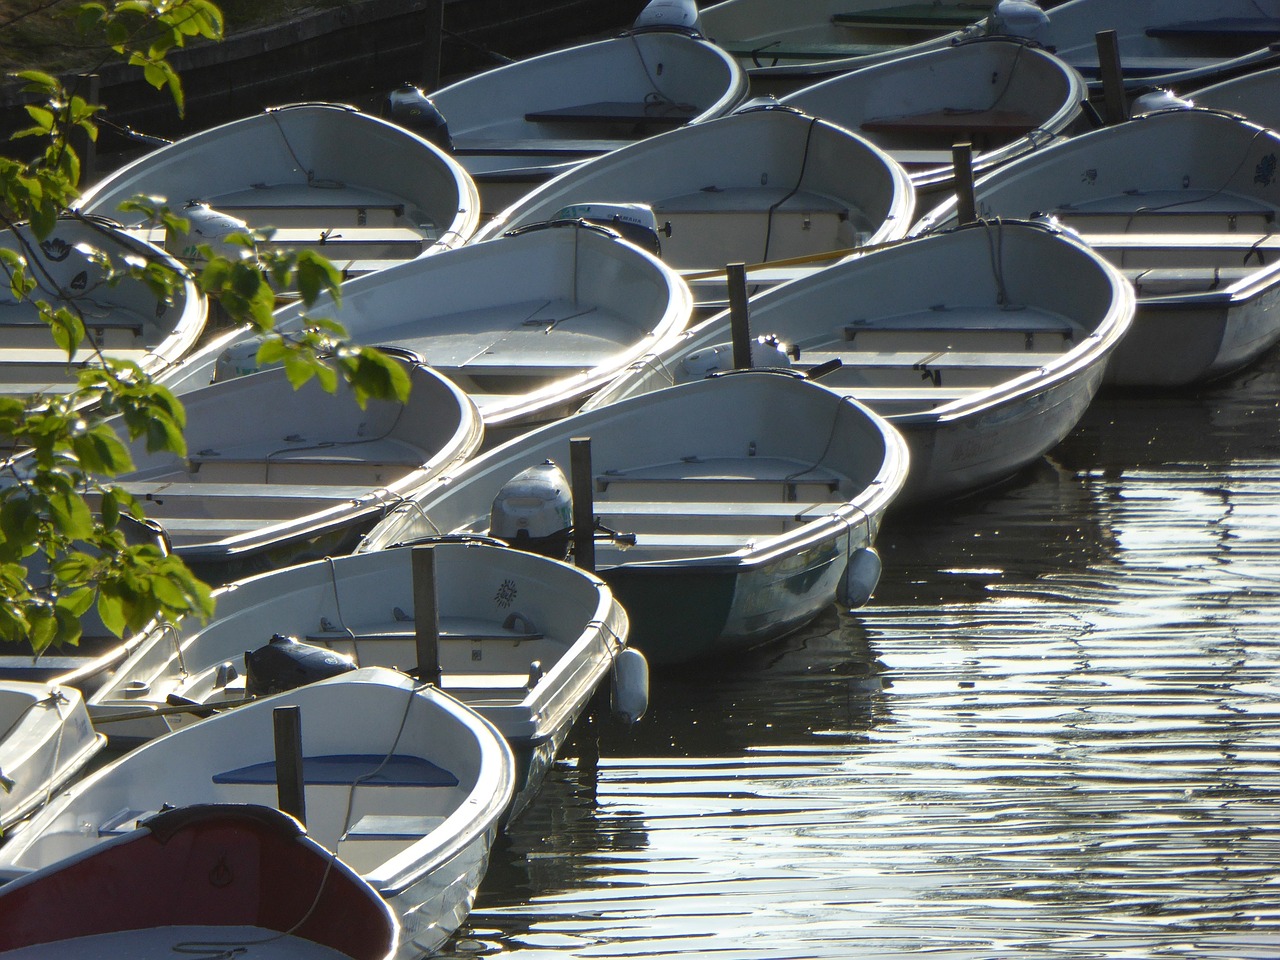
[7,0,1280,954]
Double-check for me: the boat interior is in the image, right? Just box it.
[1048,189,1280,297]
[710,1,992,65]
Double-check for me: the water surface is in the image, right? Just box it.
[446,349,1280,959]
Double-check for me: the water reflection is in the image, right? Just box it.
[445,347,1280,960]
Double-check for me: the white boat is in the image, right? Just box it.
[0,803,399,960]
[698,0,996,90]
[779,36,1087,203]
[76,103,482,277]
[0,216,206,400]
[472,103,915,310]
[0,680,105,833]
[83,539,642,821]
[155,220,693,444]
[1024,0,1280,93]
[400,4,748,214]
[30,355,484,578]
[1186,61,1280,130]
[0,667,515,960]
[586,219,1133,503]
[358,371,909,665]
[915,105,1280,386]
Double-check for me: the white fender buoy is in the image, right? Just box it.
[838,546,882,609]
[611,647,650,724]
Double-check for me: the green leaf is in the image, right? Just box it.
[294,250,343,306]
[95,584,126,638]
[46,307,86,358]
[47,489,95,539]
[347,347,413,407]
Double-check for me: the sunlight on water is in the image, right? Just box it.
[443,351,1280,960]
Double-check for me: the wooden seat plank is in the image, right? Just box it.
[832,3,990,30]
[720,41,895,60]
[1146,18,1280,40]
[861,108,1039,137]
[212,753,458,787]
[525,101,697,126]
[594,499,836,521]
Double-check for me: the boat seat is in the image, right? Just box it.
[212,754,458,787]
[613,531,764,552]
[719,41,895,61]
[150,517,269,534]
[187,437,424,470]
[1071,57,1228,80]
[843,310,1078,345]
[796,348,1064,370]
[98,808,162,836]
[831,4,990,30]
[121,480,378,501]
[594,499,836,521]
[305,616,544,645]
[834,385,978,401]
[1,347,156,368]
[1146,18,1280,40]
[861,108,1039,137]
[524,101,697,127]
[1085,231,1280,253]
[1124,265,1258,293]
[344,813,447,840]
[0,315,148,336]
[450,137,624,156]
[596,457,844,498]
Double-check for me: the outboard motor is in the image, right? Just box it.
[985,0,1049,46]
[679,338,794,380]
[386,83,453,151]
[490,460,574,559]
[244,633,357,697]
[551,202,667,255]
[166,201,252,266]
[213,338,265,382]
[632,0,702,37]
[1131,90,1196,117]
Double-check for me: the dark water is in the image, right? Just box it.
[441,346,1280,959]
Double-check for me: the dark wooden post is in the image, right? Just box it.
[412,545,442,686]
[570,437,596,573]
[727,262,753,370]
[73,74,99,185]
[421,0,445,92]
[273,705,307,825]
[1096,30,1128,126]
[952,142,977,225]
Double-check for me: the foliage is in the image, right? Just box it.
[0,0,410,655]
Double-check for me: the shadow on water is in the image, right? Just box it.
[447,349,1280,959]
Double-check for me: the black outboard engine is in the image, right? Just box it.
[490,460,574,560]
[386,83,453,151]
[244,633,357,697]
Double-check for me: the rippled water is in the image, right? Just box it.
[442,349,1280,959]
